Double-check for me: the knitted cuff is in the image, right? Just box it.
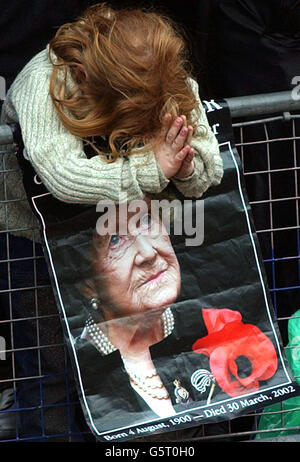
[130,151,170,194]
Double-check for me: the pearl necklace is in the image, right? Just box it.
[85,308,175,400]
[86,316,116,355]
[122,360,170,400]
[86,307,174,355]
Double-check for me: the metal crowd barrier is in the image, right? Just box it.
[0,91,300,442]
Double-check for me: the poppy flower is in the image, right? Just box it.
[192,309,278,397]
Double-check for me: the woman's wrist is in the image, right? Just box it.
[172,167,195,182]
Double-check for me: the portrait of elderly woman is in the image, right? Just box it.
[80,203,183,419]
[49,198,279,435]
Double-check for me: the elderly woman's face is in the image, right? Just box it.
[91,212,181,318]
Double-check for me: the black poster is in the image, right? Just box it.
[15,101,300,441]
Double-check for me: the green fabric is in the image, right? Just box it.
[256,309,300,439]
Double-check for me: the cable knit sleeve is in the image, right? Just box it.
[2,61,169,204]
[171,78,223,198]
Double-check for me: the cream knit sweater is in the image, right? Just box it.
[0,47,223,242]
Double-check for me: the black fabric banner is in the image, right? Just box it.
[14,101,300,441]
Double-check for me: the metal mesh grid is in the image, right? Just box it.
[0,138,92,442]
[229,111,300,441]
[0,98,300,442]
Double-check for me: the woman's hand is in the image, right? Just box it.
[174,118,195,178]
[154,114,194,179]
[174,147,195,179]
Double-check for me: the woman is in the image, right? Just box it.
[1,3,223,245]
[79,205,183,419]
[67,203,209,434]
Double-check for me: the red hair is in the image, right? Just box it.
[49,3,198,158]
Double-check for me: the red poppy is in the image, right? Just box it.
[192,309,278,397]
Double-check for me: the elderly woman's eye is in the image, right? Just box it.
[109,235,121,247]
[140,213,152,229]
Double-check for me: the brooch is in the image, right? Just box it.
[173,379,190,404]
[191,369,216,405]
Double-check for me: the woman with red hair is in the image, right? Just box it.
[1,3,223,241]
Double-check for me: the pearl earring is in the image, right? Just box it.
[90,297,99,311]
